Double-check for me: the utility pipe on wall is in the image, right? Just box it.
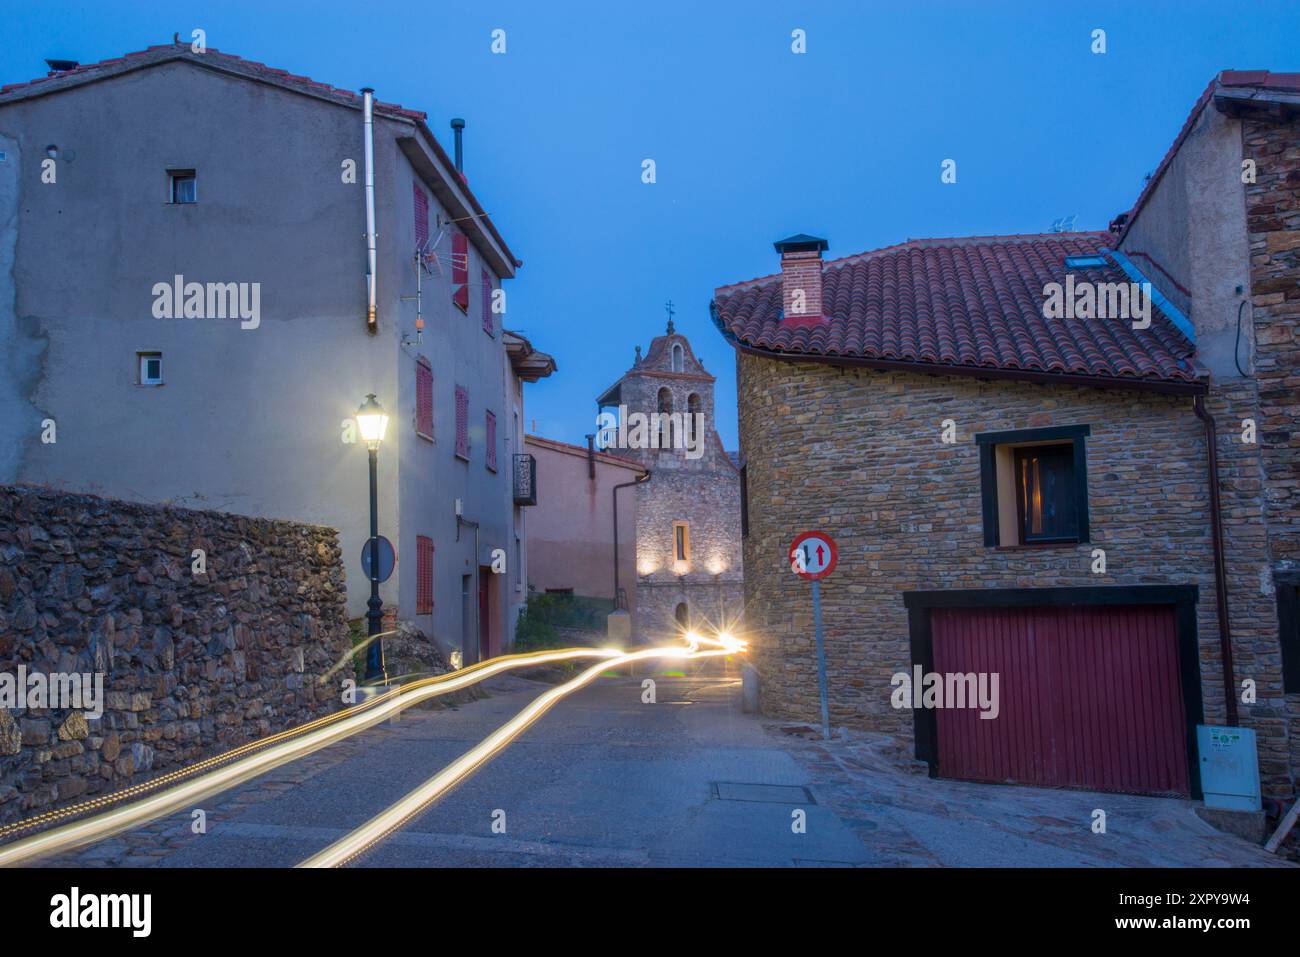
[362,88,378,332]
[1194,394,1239,725]
[613,471,652,610]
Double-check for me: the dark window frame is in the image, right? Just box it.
[975,424,1090,547]
[168,169,197,204]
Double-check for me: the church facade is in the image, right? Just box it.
[597,320,745,640]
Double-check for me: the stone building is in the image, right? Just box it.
[711,71,1300,803]
[596,320,744,640]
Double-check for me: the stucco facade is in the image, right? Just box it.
[0,47,548,665]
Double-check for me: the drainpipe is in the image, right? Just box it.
[613,471,652,610]
[1194,394,1239,725]
[362,88,378,332]
[585,434,596,480]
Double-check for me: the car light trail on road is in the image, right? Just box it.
[298,638,747,868]
[0,647,631,867]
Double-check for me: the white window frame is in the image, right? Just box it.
[137,351,163,386]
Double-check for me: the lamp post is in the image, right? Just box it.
[356,393,389,684]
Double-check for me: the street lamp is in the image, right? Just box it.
[356,393,389,684]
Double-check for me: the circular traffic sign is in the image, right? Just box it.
[789,530,837,581]
[360,535,397,583]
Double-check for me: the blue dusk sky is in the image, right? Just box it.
[4,1,1299,448]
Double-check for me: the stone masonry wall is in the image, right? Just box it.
[1243,114,1300,788]
[737,353,1296,798]
[0,485,351,824]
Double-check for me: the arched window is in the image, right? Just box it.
[671,343,684,373]
[674,602,690,629]
[687,393,702,442]
[657,387,673,449]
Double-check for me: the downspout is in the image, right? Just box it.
[613,471,652,610]
[362,88,378,332]
[1194,394,1239,725]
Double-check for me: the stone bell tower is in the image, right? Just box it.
[595,304,744,639]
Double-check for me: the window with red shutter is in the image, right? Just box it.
[454,385,469,460]
[481,268,494,336]
[452,233,469,311]
[413,183,429,250]
[416,535,434,614]
[415,358,433,440]
[485,410,497,472]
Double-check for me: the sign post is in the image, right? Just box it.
[789,530,838,740]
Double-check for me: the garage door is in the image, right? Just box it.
[930,604,1189,796]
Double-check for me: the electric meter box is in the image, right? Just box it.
[1196,725,1261,812]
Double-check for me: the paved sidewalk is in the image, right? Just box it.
[32,664,1294,868]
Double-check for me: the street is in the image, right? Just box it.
[38,662,1292,869]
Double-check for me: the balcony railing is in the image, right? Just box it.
[513,452,537,506]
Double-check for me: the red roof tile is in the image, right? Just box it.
[713,233,1199,388]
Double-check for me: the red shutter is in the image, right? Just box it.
[452,233,469,311]
[415,358,433,439]
[416,535,434,614]
[486,410,497,471]
[455,385,469,459]
[481,268,494,335]
[413,183,429,250]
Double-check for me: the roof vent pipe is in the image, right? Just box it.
[450,118,465,172]
[362,88,378,331]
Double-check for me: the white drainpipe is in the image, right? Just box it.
[362,87,378,331]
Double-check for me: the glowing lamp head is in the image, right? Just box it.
[356,393,389,448]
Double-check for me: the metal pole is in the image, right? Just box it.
[811,578,830,740]
[364,446,385,683]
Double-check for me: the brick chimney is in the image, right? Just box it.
[774,234,829,326]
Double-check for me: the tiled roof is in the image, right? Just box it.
[713,233,1200,388]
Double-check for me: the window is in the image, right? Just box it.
[413,183,429,250]
[485,410,498,472]
[657,387,673,449]
[481,268,494,336]
[416,535,435,614]
[137,352,163,386]
[975,425,1090,547]
[415,357,433,440]
[168,169,196,204]
[673,521,690,562]
[687,393,702,443]
[454,385,470,460]
[1279,574,1300,694]
[671,343,684,372]
[452,233,469,311]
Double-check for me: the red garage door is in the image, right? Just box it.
[931,604,1189,797]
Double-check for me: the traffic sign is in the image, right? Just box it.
[789,530,838,581]
[360,535,396,583]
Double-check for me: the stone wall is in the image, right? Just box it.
[1243,113,1300,788]
[736,353,1296,798]
[0,485,351,824]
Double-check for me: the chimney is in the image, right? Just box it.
[450,118,465,173]
[774,234,829,326]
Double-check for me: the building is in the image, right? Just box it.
[0,44,554,665]
[711,71,1300,801]
[523,433,646,621]
[596,321,744,639]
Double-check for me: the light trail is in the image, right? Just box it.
[0,647,628,867]
[298,636,747,868]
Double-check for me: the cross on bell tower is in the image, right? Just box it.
[664,299,675,335]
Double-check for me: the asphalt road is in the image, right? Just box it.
[52,661,873,868]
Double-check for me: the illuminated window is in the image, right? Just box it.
[976,425,1089,547]
[673,521,690,562]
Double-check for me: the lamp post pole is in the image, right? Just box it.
[356,393,389,685]
[364,443,385,683]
